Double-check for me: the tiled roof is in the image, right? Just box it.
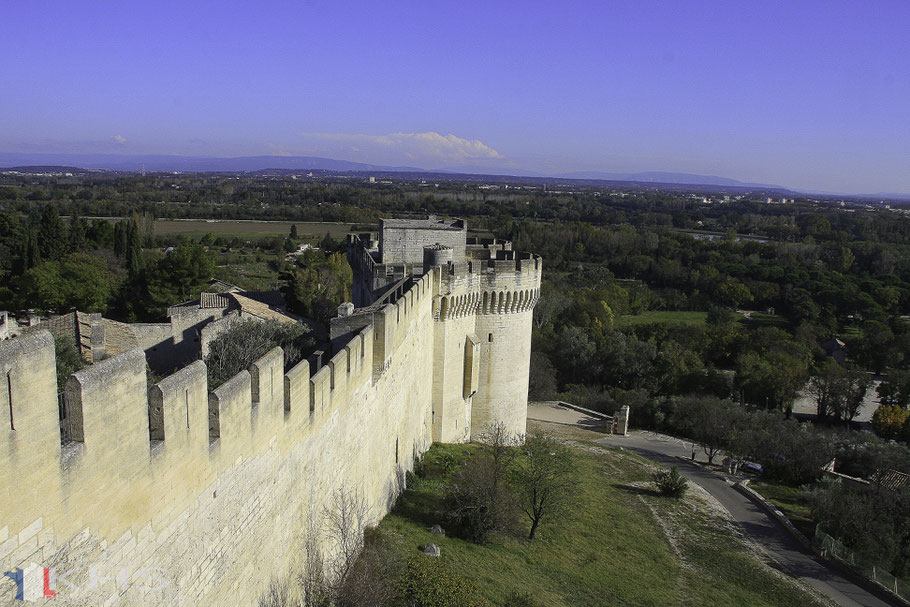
[230,293,297,324]
[101,319,140,357]
[22,311,96,362]
[200,292,232,309]
[208,279,242,292]
[237,291,285,308]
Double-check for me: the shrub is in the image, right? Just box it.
[436,451,458,475]
[445,426,516,543]
[871,405,910,441]
[204,318,313,388]
[54,333,86,391]
[396,557,489,607]
[653,466,688,498]
[257,578,296,607]
[334,528,401,607]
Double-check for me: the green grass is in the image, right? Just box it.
[839,325,862,338]
[153,219,355,239]
[379,430,828,607]
[749,481,816,538]
[739,312,790,330]
[213,256,280,291]
[614,310,708,327]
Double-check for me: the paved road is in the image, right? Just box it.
[598,431,893,607]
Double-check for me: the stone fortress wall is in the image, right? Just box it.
[341,218,541,442]
[0,217,540,606]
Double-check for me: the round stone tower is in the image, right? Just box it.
[346,223,542,445]
[471,283,538,439]
[429,251,542,443]
[423,244,453,274]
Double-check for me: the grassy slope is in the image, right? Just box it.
[379,424,830,607]
[748,481,816,538]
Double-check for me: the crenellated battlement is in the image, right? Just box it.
[1,323,380,496]
[430,250,542,321]
[344,217,540,446]
[0,273,437,605]
[1,216,539,606]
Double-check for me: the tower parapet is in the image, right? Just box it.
[431,251,542,320]
[423,244,454,274]
[424,247,541,441]
[346,216,542,443]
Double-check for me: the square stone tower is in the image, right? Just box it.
[379,216,466,265]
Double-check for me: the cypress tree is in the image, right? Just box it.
[113,221,126,258]
[20,225,41,270]
[68,211,88,252]
[38,203,66,261]
[126,218,143,278]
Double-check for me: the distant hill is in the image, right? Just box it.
[4,152,905,198]
[556,170,783,189]
[0,153,775,189]
[0,153,425,174]
[0,165,96,174]
[867,192,910,202]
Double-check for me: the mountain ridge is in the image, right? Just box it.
[2,152,905,198]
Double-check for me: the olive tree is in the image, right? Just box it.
[511,432,576,540]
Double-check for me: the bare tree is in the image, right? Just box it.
[479,421,518,493]
[258,578,297,607]
[299,502,329,607]
[323,486,369,594]
[511,432,576,540]
[334,530,402,607]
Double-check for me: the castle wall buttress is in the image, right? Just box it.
[431,311,475,443]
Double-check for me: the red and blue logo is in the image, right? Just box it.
[4,563,56,602]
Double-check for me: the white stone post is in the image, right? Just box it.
[615,405,630,436]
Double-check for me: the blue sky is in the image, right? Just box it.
[2,1,909,193]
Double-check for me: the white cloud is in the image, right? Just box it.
[111,134,128,144]
[299,131,501,165]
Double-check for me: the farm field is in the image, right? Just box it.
[152,219,358,239]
